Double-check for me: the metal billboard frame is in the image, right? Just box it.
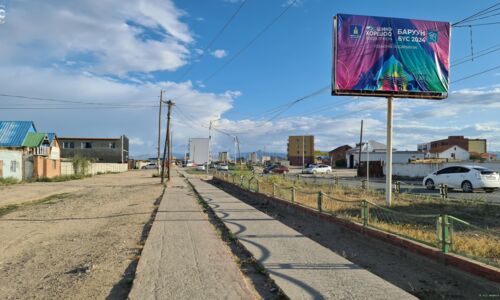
[331,14,450,206]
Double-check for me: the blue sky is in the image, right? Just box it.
[0,0,499,156]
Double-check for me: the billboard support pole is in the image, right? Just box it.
[385,96,393,206]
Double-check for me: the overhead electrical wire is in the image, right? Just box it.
[176,0,248,81]
[452,2,500,26]
[200,0,297,84]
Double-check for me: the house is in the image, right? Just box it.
[346,140,424,168]
[59,135,129,163]
[0,121,61,180]
[23,132,61,178]
[419,136,487,155]
[287,135,314,166]
[345,140,387,168]
[328,145,352,166]
[428,145,470,161]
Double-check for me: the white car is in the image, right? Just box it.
[141,163,157,169]
[196,164,206,171]
[217,164,229,171]
[303,164,332,174]
[423,165,500,193]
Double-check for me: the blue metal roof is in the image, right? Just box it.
[47,132,56,143]
[0,121,36,147]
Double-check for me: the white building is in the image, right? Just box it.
[249,152,258,164]
[428,145,470,161]
[346,141,424,168]
[189,138,209,165]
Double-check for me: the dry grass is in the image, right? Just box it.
[221,173,500,267]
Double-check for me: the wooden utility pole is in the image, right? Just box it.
[157,90,163,175]
[161,100,174,183]
[357,120,363,177]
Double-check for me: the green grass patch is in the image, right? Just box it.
[0,177,20,186]
[0,193,71,217]
[30,174,90,183]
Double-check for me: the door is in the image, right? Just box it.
[450,166,470,188]
[435,167,457,186]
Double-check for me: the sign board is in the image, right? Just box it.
[332,14,450,99]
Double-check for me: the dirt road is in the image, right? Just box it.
[0,170,163,299]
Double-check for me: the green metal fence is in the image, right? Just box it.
[213,171,500,268]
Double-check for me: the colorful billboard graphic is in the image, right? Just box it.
[332,14,450,99]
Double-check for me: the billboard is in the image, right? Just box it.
[189,138,209,164]
[332,14,450,99]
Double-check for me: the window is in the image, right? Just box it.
[109,142,116,149]
[436,167,455,175]
[10,160,18,172]
[81,142,92,149]
[62,142,74,149]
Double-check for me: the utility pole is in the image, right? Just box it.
[157,90,163,175]
[208,120,212,175]
[357,120,363,177]
[366,141,370,189]
[161,100,174,183]
[302,135,305,173]
[234,137,237,164]
[386,97,393,206]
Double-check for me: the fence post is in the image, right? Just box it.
[361,201,369,226]
[240,175,244,187]
[438,214,451,253]
[272,183,276,198]
[256,180,260,193]
[361,179,366,189]
[317,192,323,212]
[334,176,339,186]
[394,181,401,193]
[439,184,448,199]
[291,187,295,204]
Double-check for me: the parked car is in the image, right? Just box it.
[270,165,289,174]
[217,164,229,171]
[303,164,332,174]
[196,164,206,171]
[263,165,276,174]
[423,165,500,193]
[141,163,157,169]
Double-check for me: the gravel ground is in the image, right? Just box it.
[0,170,163,299]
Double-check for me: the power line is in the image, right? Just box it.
[452,2,500,26]
[451,46,500,67]
[176,0,248,81]
[0,93,155,107]
[200,0,297,84]
[454,21,500,27]
[451,64,500,83]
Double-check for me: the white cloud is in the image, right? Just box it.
[0,0,193,75]
[211,49,228,59]
[0,66,240,155]
[129,137,145,146]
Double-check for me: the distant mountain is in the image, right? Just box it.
[131,153,185,160]
[239,150,287,159]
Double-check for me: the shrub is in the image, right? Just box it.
[72,156,93,175]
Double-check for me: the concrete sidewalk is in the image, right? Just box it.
[188,177,416,299]
[129,171,255,300]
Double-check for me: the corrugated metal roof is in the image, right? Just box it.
[22,132,46,147]
[47,133,56,143]
[0,121,36,147]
